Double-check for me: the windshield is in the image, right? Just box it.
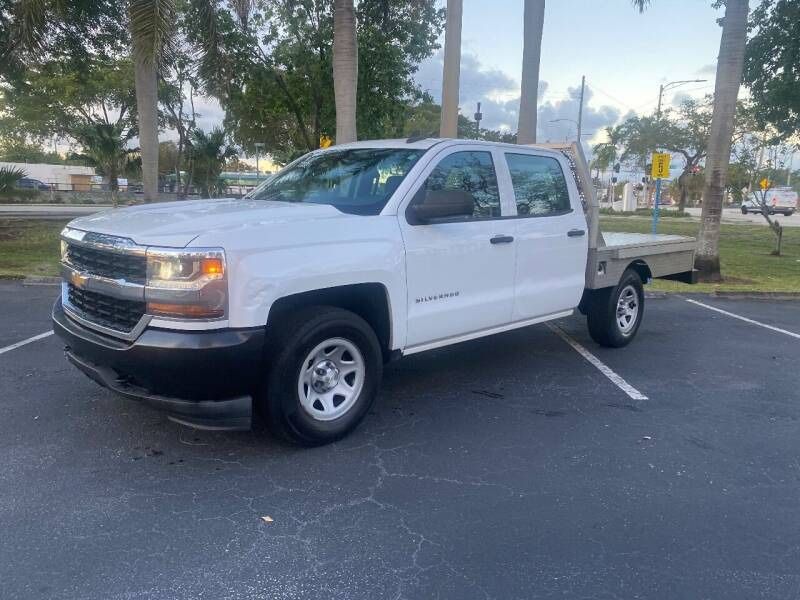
[248,148,425,215]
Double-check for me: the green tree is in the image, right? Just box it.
[71,122,139,204]
[187,127,237,197]
[187,0,443,162]
[1,57,138,191]
[633,0,750,282]
[3,0,175,202]
[743,0,800,139]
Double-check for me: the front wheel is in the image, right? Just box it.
[741,206,748,214]
[586,269,645,348]
[258,306,382,445]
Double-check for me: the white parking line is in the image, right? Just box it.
[683,298,800,340]
[547,323,648,401]
[0,331,54,356]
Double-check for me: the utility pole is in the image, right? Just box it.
[474,102,482,139]
[576,75,585,143]
[439,0,463,138]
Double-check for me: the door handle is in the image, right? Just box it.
[490,235,514,245]
[567,229,586,237]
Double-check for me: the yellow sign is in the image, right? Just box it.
[651,153,671,179]
[759,178,771,190]
[319,135,333,149]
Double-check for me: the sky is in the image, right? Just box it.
[415,0,725,145]
[187,0,728,161]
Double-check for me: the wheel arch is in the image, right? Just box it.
[266,283,394,360]
[626,259,652,284]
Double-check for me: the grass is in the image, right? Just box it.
[0,219,68,278]
[600,216,800,293]
[0,216,797,294]
[599,207,690,218]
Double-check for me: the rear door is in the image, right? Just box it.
[499,150,588,320]
[398,145,517,349]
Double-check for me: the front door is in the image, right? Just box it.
[398,147,517,349]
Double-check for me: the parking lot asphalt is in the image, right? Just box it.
[1,281,799,600]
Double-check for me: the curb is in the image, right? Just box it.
[710,291,800,300]
[0,275,61,285]
[23,276,61,285]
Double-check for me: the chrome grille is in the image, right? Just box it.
[67,283,146,333]
[66,243,147,284]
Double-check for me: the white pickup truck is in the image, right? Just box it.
[53,139,696,444]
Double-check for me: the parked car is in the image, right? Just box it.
[16,177,51,191]
[52,139,696,445]
[741,187,797,216]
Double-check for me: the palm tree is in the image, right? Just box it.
[333,0,358,144]
[8,0,175,204]
[72,122,139,206]
[633,0,749,281]
[439,0,462,138]
[129,0,176,203]
[187,128,238,198]
[517,0,546,145]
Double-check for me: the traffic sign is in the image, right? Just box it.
[320,135,333,148]
[759,178,771,190]
[651,153,671,179]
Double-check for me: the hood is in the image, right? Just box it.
[67,198,346,247]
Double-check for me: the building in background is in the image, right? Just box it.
[0,162,96,191]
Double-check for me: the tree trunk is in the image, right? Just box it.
[678,171,689,212]
[439,0,462,138]
[517,0,545,145]
[333,0,358,144]
[133,54,159,203]
[695,0,749,281]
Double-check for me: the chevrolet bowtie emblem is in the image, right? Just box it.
[70,271,89,289]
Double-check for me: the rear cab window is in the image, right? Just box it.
[504,153,572,217]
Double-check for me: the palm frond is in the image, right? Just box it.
[631,0,651,13]
[129,0,177,65]
[0,166,27,192]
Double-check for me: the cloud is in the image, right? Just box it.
[414,50,620,146]
[695,63,716,77]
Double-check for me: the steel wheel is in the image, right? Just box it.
[615,284,639,335]
[297,337,365,422]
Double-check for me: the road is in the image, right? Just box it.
[1,281,800,599]
[0,204,113,219]
[685,206,800,227]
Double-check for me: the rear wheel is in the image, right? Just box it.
[741,206,748,214]
[259,306,382,445]
[586,269,645,348]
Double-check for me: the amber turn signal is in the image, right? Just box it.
[147,302,224,319]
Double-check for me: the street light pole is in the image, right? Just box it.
[254,142,265,178]
[656,79,707,117]
[577,75,585,142]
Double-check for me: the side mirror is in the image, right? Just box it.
[409,189,474,224]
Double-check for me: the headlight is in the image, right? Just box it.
[145,248,228,319]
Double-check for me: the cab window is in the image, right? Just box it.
[505,153,571,217]
[422,151,501,219]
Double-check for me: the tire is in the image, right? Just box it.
[741,206,748,214]
[258,306,383,446]
[785,210,794,217]
[586,269,645,348]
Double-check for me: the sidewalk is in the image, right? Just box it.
[0,204,113,219]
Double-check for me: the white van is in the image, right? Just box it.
[742,187,797,216]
